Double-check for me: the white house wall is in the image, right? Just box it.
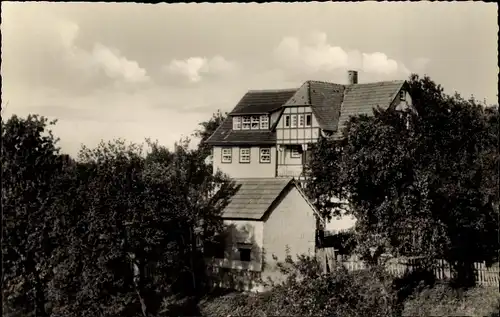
[211,219,265,272]
[392,88,414,111]
[213,146,277,178]
[262,186,317,284]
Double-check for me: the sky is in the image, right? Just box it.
[2,2,498,157]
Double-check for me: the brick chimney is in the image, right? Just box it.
[347,70,358,85]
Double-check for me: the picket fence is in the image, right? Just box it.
[317,250,499,288]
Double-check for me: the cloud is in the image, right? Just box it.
[57,22,150,85]
[2,8,150,94]
[165,55,236,83]
[273,32,411,79]
[91,43,150,83]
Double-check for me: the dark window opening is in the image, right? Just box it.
[239,248,251,262]
[306,114,312,127]
[400,90,406,101]
[285,115,290,127]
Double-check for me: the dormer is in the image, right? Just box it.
[232,114,270,131]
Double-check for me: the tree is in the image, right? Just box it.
[2,115,66,316]
[193,110,226,159]
[45,137,235,316]
[2,112,236,316]
[307,75,499,285]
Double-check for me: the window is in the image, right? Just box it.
[242,116,251,130]
[239,147,251,163]
[400,90,406,101]
[291,115,297,128]
[260,115,269,129]
[290,146,301,158]
[237,243,252,262]
[298,114,304,127]
[305,114,312,127]
[221,148,232,163]
[285,115,290,127]
[251,116,260,129]
[232,116,241,130]
[260,147,271,163]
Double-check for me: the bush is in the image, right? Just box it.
[200,255,400,317]
[402,282,500,317]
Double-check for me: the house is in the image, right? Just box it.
[206,70,413,181]
[204,70,414,290]
[205,177,324,292]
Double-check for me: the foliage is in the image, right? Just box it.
[402,282,500,317]
[2,115,66,317]
[201,255,399,317]
[193,109,227,159]
[306,74,499,283]
[2,115,235,316]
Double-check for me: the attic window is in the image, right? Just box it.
[260,115,269,129]
[400,90,406,101]
[251,116,260,129]
[233,117,241,130]
[305,114,312,127]
[291,115,298,128]
[242,116,251,130]
[298,114,305,127]
[285,115,290,127]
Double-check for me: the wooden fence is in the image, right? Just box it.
[317,250,499,288]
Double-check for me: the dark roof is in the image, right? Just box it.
[206,79,405,144]
[308,81,345,131]
[205,116,276,145]
[229,89,298,115]
[333,80,404,138]
[222,178,293,219]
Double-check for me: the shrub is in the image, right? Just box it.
[402,282,500,317]
[200,255,400,317]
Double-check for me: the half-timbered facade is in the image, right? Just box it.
[206,70,414,181]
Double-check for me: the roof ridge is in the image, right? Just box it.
[348,79,406,85]
[306,80,340,85]
[246,88,299,93]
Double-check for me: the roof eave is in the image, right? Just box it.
[206,140,276,146]
[229,111,273,116]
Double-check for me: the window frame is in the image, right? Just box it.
[260,115,269,129]
[221,148,232,163]
[298,114,305,127]
[242,116,251,130]
[232,116,241,130]
[290,146,301,158]
[251,116,260,130]
[259,147,271,163]
[305,114,312,127]
[291,115,298,128]
[284,115,290,127]
[239,147,251,163]
[237,243,252,262]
